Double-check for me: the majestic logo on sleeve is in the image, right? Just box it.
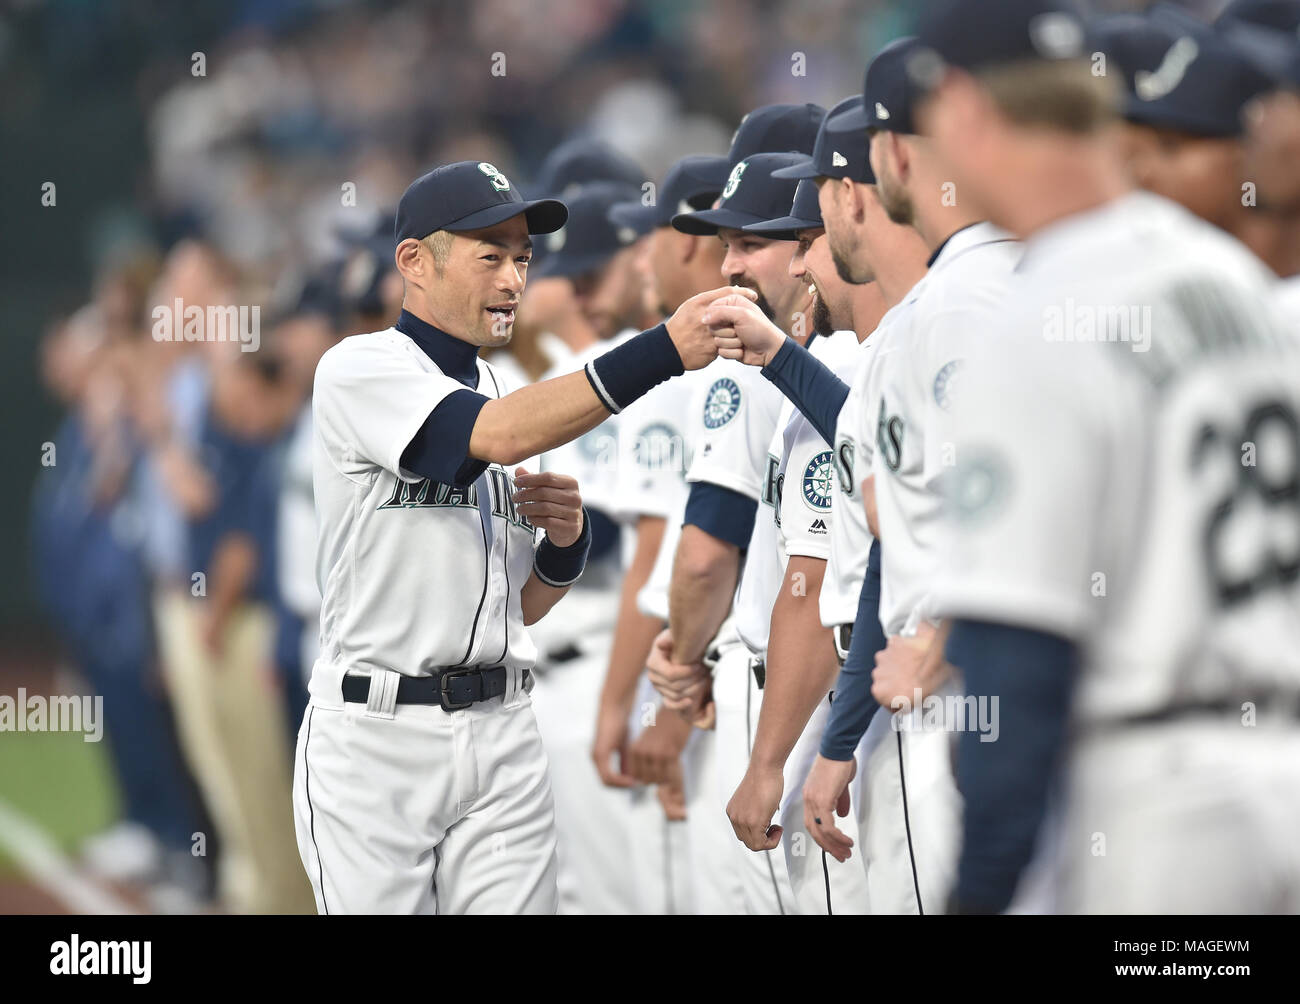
[802,451,834,511]
[933,359,964,412]
[703,377,742,429]
[877,398,905,473]
[478,162,511,192]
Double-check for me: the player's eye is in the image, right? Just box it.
[481,254,500,263]
[516,256,531,265]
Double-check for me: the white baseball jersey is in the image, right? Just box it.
[686,358,787,500]
[311,329,538,679]
[1277,275,1300,330]
[936,191,1300,723]
[866,223,1021,636]
[636,367,713,620]
[733,332,859,655]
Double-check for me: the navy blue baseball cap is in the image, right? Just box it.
[1216,0,1300,32]
[530,137,646,199]
[608,154,729,235]
[533,181,643,278]
[1217,4,1300,89]
[1088,13,1186,97]
[727,103,826,166]
[337,208,397,316]
[672,153,805,236]
[834,37,927,134]
[911,0,1089,88]
[743,179,824,241]
[773,95,876,183]
[395,161,567,242]
[1123,24,1276,137]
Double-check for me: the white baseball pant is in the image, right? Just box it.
[292,662,558,914]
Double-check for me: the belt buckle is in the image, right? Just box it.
[438,668,477,712]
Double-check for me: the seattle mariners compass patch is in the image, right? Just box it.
[802,451,834,511]
[703,377,741,429]
[933,359,964,411]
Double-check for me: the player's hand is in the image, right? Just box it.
[803,754,857,862]
[665,285,758,370]
[626,703,691,785]
[512,468,583,547]
[646,630,712,718]
[727,764,784,852]
[871,622,939,711]
[703,293,787,367]
[592,702,637,788]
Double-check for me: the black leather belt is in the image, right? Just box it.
[341,666,528,712]
[750,656,765,690]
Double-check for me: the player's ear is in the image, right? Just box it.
[395,238,427,288]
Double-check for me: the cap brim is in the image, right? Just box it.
[770,156,821,179]
[671,207,769,236]
[608,201,664,235]
[1124,99,1242,138]
[743,214,822,240]
[445,197,569,235]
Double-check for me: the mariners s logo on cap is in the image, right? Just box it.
[875,101,891,120]
[802,451,834,511]
[478,162,510,192]
[722,161,747,200]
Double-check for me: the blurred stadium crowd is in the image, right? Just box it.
[12,0,1197,913]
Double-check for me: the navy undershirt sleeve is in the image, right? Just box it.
[819,539,885,760]
[762,338,850,446]
[682,481,757,551]
[944,619,1078,914]
[399,388,490,487]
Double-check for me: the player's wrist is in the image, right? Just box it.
[584,323,683,415]
[533,506,591,587]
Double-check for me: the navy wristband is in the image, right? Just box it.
[585,323,684,414]
[533,506,593,587]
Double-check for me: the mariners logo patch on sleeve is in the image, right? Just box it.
[933,359,964,412]
[703,377,741,429]
[802,450,834,511]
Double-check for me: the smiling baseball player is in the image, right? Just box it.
[293,159,747,914]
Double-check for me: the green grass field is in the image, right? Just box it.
[0,728,121,873]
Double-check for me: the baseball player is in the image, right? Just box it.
[914,0,1300,913]
[663,150,881,914]
[292,159,748,914]
[604,154,741,913]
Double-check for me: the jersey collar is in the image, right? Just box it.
[395,309,480,389]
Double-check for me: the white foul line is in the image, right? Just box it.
[0,797,137,915]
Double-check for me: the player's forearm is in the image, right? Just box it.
[749,560,839,771]
[470,371,611,465]
[820,540,886,760]
[599,517,666,713]
[945,619,1078,914]
[470,323,685,465]
[667,524,739,663]
[761,338,850,446]
[520,573,570,625]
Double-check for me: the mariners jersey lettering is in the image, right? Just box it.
[311,329,537,681]
[868,222,1021,636]
[936,191,1300,724]
[733,332,857,655]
